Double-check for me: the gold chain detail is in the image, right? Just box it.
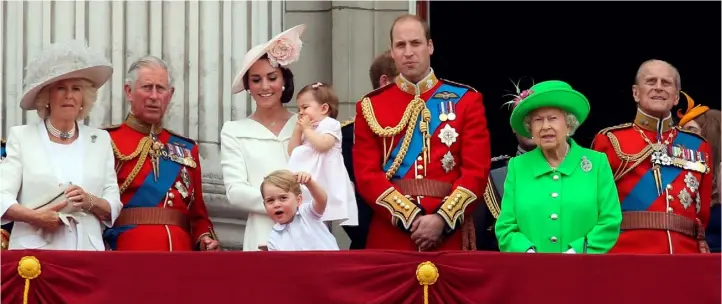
[361,97,417,137]
[606,132,654,180]
[605,128,676,181]
[112,137,153,194]
[111,137,151,161]
[361,96,427,179]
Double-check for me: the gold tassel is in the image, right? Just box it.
[416,261,439,304]
[17,256,41,304]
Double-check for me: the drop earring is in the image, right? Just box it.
[282,86,286,91]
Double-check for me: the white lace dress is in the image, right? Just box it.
[287,117,358,226]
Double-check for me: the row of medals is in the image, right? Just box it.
[437,99,458,173]
[650,142,708,174]
[150,136,195,200]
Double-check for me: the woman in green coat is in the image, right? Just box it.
[495,80,622,254]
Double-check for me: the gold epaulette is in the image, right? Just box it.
[361,82,394,100]
[1,138,5,144]
[100,124,121,131]
[440,78,478,92]
[341,118,354,128]
[676,126,708,142]
[597,122,632,135]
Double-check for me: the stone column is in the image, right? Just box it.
[331,1,409,121]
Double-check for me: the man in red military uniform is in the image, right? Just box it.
[103,56,220,251]
[592,59,712,254]
[353,14,491,251]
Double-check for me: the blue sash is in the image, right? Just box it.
[383,84,468,179]
[0,142,6,159]
[103,134,194,249]
[622,132,703,211]
[125,135,192,208]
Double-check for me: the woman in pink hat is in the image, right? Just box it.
[220,25,306,251]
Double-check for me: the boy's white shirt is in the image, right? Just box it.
[267,202,339,251]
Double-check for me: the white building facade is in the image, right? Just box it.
[0,0,414,250]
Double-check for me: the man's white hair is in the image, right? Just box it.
[125,55,174,89]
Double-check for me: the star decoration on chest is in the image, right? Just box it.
[438,124,458,148]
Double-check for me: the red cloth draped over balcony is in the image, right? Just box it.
[1,250,720,304]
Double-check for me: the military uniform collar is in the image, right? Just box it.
[531,139,582,177]
[634,108,674,133]
[125,113,163,135]
[395,68,439,96]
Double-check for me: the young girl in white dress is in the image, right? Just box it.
[261,169,339,251]
[287,82,358,227]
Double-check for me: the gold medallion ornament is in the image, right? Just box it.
[18,256,42,304]
[416,261,439,304]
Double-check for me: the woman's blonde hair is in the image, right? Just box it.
[34,78,98,120]
[260,169,302,198]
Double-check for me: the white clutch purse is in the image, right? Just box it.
[25,183,77,213]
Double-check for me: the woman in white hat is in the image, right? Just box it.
[0,40,123,251]
[220,25,305,251]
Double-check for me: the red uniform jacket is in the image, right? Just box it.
[353,71,491,251]
[103,114,216,251]
[592,110,712,254]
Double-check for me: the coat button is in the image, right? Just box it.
[667,207,673,212]
[551,193,558,198]
[416,175,423,179]
[550,236,558,243]
[417,156,423,161]
[167,201,174,207]
[553,175,559,180]
[417,165,424,170]
[550,214,558,220]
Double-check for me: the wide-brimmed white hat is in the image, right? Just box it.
[231,24,306,94]
[20,39,113,110]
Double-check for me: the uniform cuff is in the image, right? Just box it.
[376,187,422,231]
[436,186,477,230]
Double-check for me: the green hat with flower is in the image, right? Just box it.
[507,80,590,138]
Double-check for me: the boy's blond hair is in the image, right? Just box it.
[260,169,302,197]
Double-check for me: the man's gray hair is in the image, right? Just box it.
[634,59,681,89]
[125,55,174,89]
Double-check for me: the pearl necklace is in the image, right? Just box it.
[45,120,76,140]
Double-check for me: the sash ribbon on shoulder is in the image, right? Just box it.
[383,83,468,180]
[622,131,704,211]
[103,134,194,249]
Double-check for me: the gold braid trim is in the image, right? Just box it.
[360,96,427,179]
[111,137,153,194]
[437,186,477,230]
[605,132,654,181]
[482,177,501,218]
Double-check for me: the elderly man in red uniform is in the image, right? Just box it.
[353,14,491,251]
[592,59,712,254]
[103,56,219,251]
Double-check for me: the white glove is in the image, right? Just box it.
[564,248,576,254]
